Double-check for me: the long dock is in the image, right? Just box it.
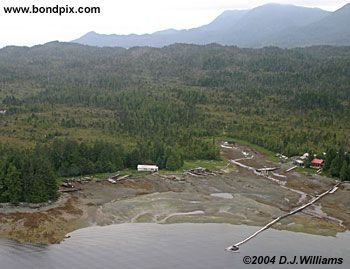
[226,182,342,251]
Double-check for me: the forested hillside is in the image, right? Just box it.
[0,42,349,202]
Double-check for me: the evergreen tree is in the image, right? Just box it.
[329,156,341,177]
[21,158,35,203]
[4,164,22,204]
[340,161,350,181]
[166,149,183,170]
[324,148,337,171]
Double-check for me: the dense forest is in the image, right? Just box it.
[0,138,201,203]
[323,148,350,181]
[0,42,349,202]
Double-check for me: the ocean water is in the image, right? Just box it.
[0,223,349,269]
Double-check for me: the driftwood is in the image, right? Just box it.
[110,174,120,180]
[59,188,81,193]
[226,182,342,251]
[116,175,129,181]
[256,167,279,172]
[184,171,200,177]
[271,172,287,178]
[61,182,75,188]
[184,167,216,176]
[286,166,298,172]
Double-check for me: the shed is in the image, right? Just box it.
[137,165,159,172]
[294,159,304,166]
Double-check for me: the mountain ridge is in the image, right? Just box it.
[72,3,349,48]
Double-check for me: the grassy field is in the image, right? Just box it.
[296,167,322,176]
[180,159,228,172]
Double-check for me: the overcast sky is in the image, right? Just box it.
[0,0,348,47]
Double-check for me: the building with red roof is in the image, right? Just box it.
[311,158,324,168]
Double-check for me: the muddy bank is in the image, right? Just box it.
[88,174,346,235]
[1,144,349,244]
[0,197,83,244]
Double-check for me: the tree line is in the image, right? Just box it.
[0,138,219,203]
[0,145,57,204]
[323,148,350,181]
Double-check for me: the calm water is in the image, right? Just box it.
[0,224,349,269]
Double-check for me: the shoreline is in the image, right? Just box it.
[0,193,70,214]
[0,143,349,244]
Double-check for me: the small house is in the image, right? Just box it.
[294,159,304,166]
[137,164,159,172]
[311,158,324,168]
[0,109,6,115]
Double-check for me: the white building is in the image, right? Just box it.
[137,165,159,172]
[0,109,7,115]
[300,153,309,160]
[294,159,304,166]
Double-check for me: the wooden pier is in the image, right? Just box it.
[226,182,342,251]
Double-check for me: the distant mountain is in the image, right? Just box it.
[211,4,330,47]
[72,3,350,48]
[271,3,350,47]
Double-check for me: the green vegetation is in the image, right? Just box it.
[0,145,58,203]
[0,42,350,202]
[181,159,228,172]
[323,148,350,181]
[296,167,319,176]
[0,138,215,203]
